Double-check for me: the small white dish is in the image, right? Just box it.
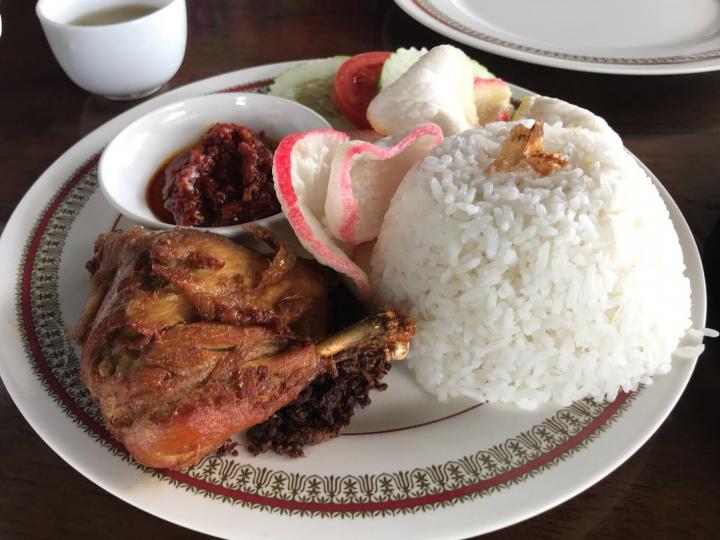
[36,0,187,99]
[98,92,331,236]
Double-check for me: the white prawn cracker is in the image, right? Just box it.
[367,45,477,136]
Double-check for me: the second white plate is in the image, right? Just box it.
[395,0,720,74]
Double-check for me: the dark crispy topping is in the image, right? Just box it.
[246,347,391,457]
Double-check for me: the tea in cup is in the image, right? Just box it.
[36,0,187,100]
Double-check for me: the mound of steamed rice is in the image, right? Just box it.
[371,120,694,409]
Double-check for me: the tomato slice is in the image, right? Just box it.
[333,51,391,129]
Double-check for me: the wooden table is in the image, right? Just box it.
[1,1,718,538]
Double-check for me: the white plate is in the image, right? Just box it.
[394,0,720,74]
[0,61,707,539]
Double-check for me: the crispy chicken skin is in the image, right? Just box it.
[74,226,330,347]
[73,227,414,469]
[74,226,331,468]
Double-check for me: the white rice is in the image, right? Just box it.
[371,120,695,409]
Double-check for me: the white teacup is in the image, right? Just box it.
[36,0,187,100]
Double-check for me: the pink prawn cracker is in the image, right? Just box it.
[273,125,443,300]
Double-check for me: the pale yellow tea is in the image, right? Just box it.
[70,5,158,26]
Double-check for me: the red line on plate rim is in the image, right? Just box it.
[343,403,482,436]
[19,79,628,513]
[110,214,123,231]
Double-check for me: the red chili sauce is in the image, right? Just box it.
[147,123,280,227]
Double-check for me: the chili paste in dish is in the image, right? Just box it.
[147,123,280,227]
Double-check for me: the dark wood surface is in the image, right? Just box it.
[1,1,719,538]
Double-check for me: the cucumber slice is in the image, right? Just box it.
[378,47,495,90]
[378,47,428,90]
[469,59,494,80]
[269,56,354,130]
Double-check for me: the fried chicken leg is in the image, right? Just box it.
[74,227,413,469]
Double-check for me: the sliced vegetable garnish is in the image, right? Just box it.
[468,59,495,80]
[325,123,444,245]
[378,47,495,90]
[269,56,355,130]
[270,47,503,134]
[473,77,513,123]
[378,47,428,90]
[332,51,391,129]
[367,44,477,136]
